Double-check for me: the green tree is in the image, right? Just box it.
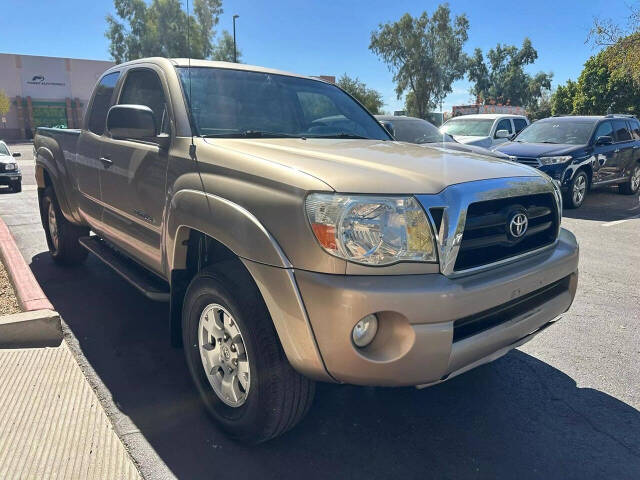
[527,89,552,121]
[550,80,578,116]
[211,30,242,62]
[467,38,552,110]
[336,74,384,114]
[0,90,10,119]
[572,51,640,115]
[589,6,640,83]
[369,5,469,119]
[106,0,223,62]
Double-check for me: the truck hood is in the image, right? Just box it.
[204,138,544,194]
[427,142,511,159]
[495,142,586,157]
[449,135,493,148]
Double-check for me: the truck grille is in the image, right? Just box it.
[454,193,559,271]
[511,156,540,167]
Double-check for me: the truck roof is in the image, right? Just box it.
[105,57,319,82]
[448,113,527,120]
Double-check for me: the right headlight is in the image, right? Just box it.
[539,156,572,166]
[305,193,437,266]
[4,163,16,171]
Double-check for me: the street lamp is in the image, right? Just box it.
[233,14,239,63]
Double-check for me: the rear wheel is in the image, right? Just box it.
[182,264,315,443]
[565,170,588,209]
[41,187,89,265]
[619,164,640,195]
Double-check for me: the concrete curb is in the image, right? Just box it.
[0,309,62,348]
[0,213,53,311]
[0,214,62,346]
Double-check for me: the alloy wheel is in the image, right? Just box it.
[198,303,250,407]
[632,166,640,192]
[573,174,587,205]
[48,201,59,251]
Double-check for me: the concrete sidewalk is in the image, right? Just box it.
[0,342,141,479]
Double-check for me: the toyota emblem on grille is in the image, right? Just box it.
[508,212,528,238]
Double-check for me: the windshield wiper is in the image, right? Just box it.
[201,130,301,139]
[308,133,369,139]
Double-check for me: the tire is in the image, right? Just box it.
[619,163,640,195]
[11,181,21,193]
[182,264,315,444]
[564,170,588,209]
[41,186,89,265]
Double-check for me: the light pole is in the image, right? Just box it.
[233,14,239,63]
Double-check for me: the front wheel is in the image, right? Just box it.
[182,264,315,443]
[564,171,588,209]
[619,164,640,195]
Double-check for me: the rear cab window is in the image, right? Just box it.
[87,72,120,135]
[513,118,528,134]
[628,119,640,140]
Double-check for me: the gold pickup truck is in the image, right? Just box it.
[34,57,579,443]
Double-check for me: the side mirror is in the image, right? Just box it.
[381,121,395,138]
[107,104,163,144]
[595,135,613,146]
[495,129,511,139]
[12,152,21,157]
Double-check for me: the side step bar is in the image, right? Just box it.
[79,236,170,302]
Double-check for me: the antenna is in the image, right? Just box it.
[186,0,195,158]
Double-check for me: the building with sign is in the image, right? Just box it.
[0,53,114,140]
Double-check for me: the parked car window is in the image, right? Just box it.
[440,118,494,136]
[88,72,119,135]
[390,118,454,144]
[494,119,513,137]
[513,118,528,133]
[119,69,170,134]
[629,119,640,140]
[612,119,632,142]
[593,121,613,141]
[176,67,390,140]
[515,120,594,145]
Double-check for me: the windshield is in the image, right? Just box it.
[390,118,454,144]
[177,67,390,140]
[441,118,493,137]
[0,143,9,156]
[515,120,594,145]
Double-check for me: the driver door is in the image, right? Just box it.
[591,120,617,184]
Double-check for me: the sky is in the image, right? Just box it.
[2,0,634,113]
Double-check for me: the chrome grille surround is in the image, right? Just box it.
[416,177,561,278]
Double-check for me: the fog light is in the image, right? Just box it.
[352,314,378,348]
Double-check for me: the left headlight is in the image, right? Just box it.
[539,156,572,166]
[305,193,437,266]
[4,163,17,171]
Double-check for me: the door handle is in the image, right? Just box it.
[99,157,113,168]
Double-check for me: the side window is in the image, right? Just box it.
[613,120,632,142]
[88,72,119,135]
[494,118,513,137]
[593,121,613,141]
[513,118,528,133]
[119,69,169,134]
[628,119,640,140]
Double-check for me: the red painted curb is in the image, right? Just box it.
[0,215,53,312]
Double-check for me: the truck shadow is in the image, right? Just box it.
[29,252,640,480]
[563,188,640,222]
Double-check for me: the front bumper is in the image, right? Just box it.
[0,171,21,185]
[294,228,579,386]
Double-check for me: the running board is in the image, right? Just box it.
[79,236,170,302]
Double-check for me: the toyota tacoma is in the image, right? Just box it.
[34,58,579,443]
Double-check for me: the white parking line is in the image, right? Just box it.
[602,213,640,227]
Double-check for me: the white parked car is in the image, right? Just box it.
[440,114,530,149]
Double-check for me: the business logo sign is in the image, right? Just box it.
[26,74,65,87]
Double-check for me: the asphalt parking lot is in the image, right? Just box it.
[1,143,638,480]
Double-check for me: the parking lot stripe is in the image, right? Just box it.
[602,213,640,227]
